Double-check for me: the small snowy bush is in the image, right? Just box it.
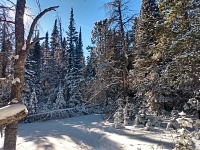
[173,111,193,150]
[183,91,200,118]
[194,119,200,140]
[114,106,124,129]
[123,102,133,125]
[144,119,153,131]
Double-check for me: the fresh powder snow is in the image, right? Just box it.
[0,104,28,120]
[1,114,199,150]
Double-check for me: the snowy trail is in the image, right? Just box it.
[0,114,185,150]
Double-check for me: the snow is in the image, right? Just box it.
[0,104,28,120]
[0,114,200,150]
[13,55,19,60]
[11,98,19,104]
[12,77,20,84]
[22,42,26,50]
[0,78,6,81]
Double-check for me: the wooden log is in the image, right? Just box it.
[0,104,28,126]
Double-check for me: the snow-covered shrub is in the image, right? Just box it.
[171,107,179,119]
[114,106,124,129]
[166,117,179,131]
[55,84,66,109]
[183,92,200,118]
[173,111,193,150]
[134,114,145,126]
[123,102,134,125]
[134,106,159,129]
[194,119,200,140]
[28,89,38,114]
[134,107,147,127]
[144,119,153,131]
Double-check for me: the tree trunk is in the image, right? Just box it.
[118,2,128,102]
[4,0,26,149]
[4,122,18,150]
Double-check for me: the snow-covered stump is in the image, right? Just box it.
[0,104,28,126]
[0,104,28,138]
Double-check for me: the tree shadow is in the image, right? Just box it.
[16,114,174,150]
[100,123,174,149]
[17,114,122,150]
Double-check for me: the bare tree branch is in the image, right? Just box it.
[29,37,45,48]
[26,6,59,49]
[0,18,14,24]
[5,0,15,6]
[0,5,14,10]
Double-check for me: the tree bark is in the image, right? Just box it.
[4,121,18,150]
[117,1,128,102]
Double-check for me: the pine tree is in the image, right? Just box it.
[29,89,38,114]
[129,0,163,112]
[23,50,37,106]
[50,19,60,54]
[75,27,85,70]
[66,8,78,72]
[45,32,49,50]
[86,19,121,106]
[156,0,200,110]
[65,8,85,107]
[54,82,66,109]
[85,46,97,81]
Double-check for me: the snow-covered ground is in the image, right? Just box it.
[0,114,200,150]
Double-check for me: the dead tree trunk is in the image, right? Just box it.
[3,0,58,149]
[104,0,131,104]
[4,1,26,149]
[117,2,128,101]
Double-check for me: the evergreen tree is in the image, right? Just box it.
[24,33,41,111]
[65,8,85,107]
[75,27,85,70]
[66,8,78,71]
[29,89,38,114]
[23,51,37,106]
[155,0,200,110]
[54,82,66,109]
[85,46,97,81]
[45,32,49,50]
[129,0,163,112]
[86,19,119,106]
[50,19,60,54]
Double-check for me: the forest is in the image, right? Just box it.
[0,0,200,150]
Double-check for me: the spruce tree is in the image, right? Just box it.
[65,8,85,107]
[24,32,42,113]
[50,19,60,54]
[66,8,78,71]
[156,0,200,109]
[75,27,85,71]
[130,0,162,112]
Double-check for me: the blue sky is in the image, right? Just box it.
[25,0,141,58]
